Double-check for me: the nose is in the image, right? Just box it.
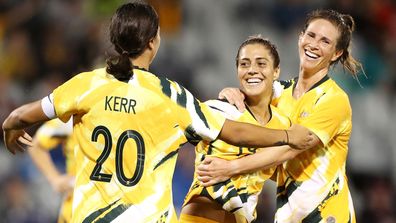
[248,64,259,75]
[307,39,319,50]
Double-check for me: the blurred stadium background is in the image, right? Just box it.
[0,0,395,222]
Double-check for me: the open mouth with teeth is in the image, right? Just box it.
[246,78,264,86]
[304,49,319,59]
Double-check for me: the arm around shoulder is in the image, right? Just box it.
[218,119,315,150]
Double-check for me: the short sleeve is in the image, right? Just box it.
[52,73,88,122]
[204,99,242,121]
[161,78,226,142]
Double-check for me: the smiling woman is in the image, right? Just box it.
[236,38,280,122]
[180,36,298,223]
[272,11,363,222]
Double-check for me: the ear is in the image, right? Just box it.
[148,38,155,50]
[331,50,343,62]
[273,67,280,80]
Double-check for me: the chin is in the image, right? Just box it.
[301,62,318,72]
[244,89,264,98]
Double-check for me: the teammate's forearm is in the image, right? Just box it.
[231,145,299,175]
[219,119,287,147]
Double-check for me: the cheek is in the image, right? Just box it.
[237,68,244,79]
[322,47,336,59]
[298,36,306,46]
[298,41,305,53]
[263,69,274,81]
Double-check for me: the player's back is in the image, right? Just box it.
[52,68,224,223]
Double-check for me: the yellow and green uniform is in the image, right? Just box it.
[274,76,355,223]
[49,67,225,223]
[183,100,291,223]
[35,118,75,223]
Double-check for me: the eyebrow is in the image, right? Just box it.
[307,31,333,43]
[321,36,332,43]
[240,58,250,60]
[239,57,270,62]
[256,57,269,61]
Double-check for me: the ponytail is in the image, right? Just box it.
[337,14,364,79]
[339,47,364,79]
[106,2,159,81]
[106,51,133,82]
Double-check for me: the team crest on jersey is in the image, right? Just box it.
[326,216,336,223]
[300,111,309,118]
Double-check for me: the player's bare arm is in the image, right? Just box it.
[219,119,314,150]
[198,132,322,186]
[3,100,50,154]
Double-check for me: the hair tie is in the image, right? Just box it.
[338,14,346,27]
[340,17,345,25]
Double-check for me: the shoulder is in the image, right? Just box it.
[77,68,107,80]
[321,80,350,105]
[204,99,242,120]
[60,68,110,89]
[143,72,185,95]
[316,80,351,115]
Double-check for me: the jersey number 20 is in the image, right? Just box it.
[90,125,145,187]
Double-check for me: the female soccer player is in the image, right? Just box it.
[2,2,314,222]
[28,118,75,223]
[180,36,301,223]
[198,9,363,223]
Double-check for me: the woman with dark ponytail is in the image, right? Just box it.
[2,2,314,223]
[200,9,363,223]
[106,2,159,81]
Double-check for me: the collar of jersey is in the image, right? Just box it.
[133,66,148,72]
[292,75,330,93]
[244,103,273,125]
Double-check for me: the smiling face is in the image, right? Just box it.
[237,43,279,100]
[298,19,343,75]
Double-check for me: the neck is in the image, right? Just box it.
[297,67,329,93]
[131,50,152,70]
[245,94,271,125]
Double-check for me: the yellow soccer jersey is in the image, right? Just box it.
[184,100,291,223]
[51,67,226,223]
[274,76,355,223]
